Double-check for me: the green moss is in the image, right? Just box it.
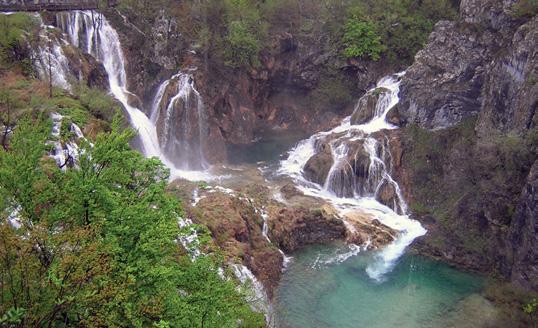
[0,13,38,67]
[409,201,431,216]
[75,84,120,122]
[310,73,355,113]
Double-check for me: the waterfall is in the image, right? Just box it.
[150,72,208,170]
[55,11,211,180]
[280,73,426,281]
[232,264,273,322]
[48,112,88,169]
[33,16,73,91]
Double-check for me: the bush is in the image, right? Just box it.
[342,18,385,60]
[224,20,261,68]
[76,85,119,122]
[0,13,37,67]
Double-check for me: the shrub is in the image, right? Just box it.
[342,18,385,61]
[224,20,261,68]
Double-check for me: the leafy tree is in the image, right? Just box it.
[0,115,264,327]
[342,17,385,60]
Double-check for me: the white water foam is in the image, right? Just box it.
[56,11,213,182]
[279,73,426,281]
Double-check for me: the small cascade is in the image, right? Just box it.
[48,113,88,169]
[55,11,211,181]
[33,17,73,90]
[280,73,426,281]
[231,264,273,322]
[150,72,208,170]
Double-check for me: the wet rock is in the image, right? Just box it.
[191,191,283,298]
[343,210,396,248]
[375,180,398,212]
[386,106,402,126]
[350,87,390,125]
[280,183,302,200]
[61,43,109,90]
[303,141,333,185]
[268,205,347,253]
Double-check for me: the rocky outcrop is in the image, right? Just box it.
[395,20,495,129]
[183,187,283,298]
[268,205,347,253]
[103,7,399,155]
[391,0,537,290]
[476,17,538,136]
[303,140,333,185]
[508,160,538,291]
[396,1,536,131]
[62,45,109,90]
[350,87,390,125]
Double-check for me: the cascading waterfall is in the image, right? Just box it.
[55,11,211,180]
[280,73,426,281]
[150,72,208,170]
[33,16,73,91]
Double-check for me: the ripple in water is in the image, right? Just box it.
[274,244,486,328]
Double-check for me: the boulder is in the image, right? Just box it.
[268,206,347,253]
[350,87,390,125]
[303,140,333,185]
[375,180,399,213]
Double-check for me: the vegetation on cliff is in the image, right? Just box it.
[117,0,457,70]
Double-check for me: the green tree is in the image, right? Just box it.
[342,18,385,61]
[0,115,264,327]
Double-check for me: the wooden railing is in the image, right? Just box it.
[0,0,118,12]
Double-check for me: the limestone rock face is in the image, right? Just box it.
[303,140,333,185]
[476,17,538,136]
[350,87,390,125]
[389,1,537,291]
[268,206,347,253]
[190,191,283,298]
[396,20,494,129]
[508,160,538,291]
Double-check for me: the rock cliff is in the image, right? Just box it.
[390,0,537,290]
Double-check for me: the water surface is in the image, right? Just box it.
[274,244,486,328]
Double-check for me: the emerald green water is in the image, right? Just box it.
[274,244,487,328]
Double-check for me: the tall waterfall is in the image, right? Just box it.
[150,73,208,170]
[33,16,73,91]
[55,11,211,180]
[280,73,426,281]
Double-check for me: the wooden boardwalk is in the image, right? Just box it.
[0,0,117,12]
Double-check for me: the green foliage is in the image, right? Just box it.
[75,83,120,122]
[342,18,384,60]
[523,298,538,315]
[219,0,266,68]
[0,116,264,327]
[344,0,457,62]
[0,307,26,326]
[224,20,261,68]
[0,13,37,68]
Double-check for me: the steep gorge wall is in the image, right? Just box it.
[100,7,397,163]
[389,0,537,290]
